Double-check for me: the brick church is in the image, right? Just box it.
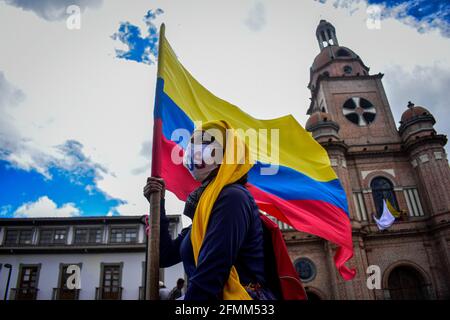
[285,20,450,300]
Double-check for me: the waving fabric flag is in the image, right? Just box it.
[374,200,396,230]
[151,25,356,280]
[386,199,401,218]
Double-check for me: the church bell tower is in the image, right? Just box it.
[301,19,450,301]
[306,20,401,147]
[316,19,339,50]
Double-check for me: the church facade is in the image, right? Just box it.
[284,20,450,300]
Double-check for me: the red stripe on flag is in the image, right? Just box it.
[156,119,200,200]
[247,184,356,280]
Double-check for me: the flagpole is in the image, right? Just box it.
[146,23,165,301]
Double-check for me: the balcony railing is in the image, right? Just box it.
[95,286,123,300]
[52,288,80,300]
[10,287,39,300]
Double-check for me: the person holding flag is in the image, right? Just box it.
[145,120,280,300]
[143,24,355,300]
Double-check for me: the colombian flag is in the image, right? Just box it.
[152,25,356,280]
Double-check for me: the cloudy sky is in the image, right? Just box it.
[1,0,449,224]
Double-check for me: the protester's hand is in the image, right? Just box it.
[143,177,165,201]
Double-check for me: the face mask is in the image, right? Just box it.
[183,141,222,182]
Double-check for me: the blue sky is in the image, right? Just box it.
[0,160,122,217]
[0,0,449,220]
[367,0,450,37]
[368,0,449,21]
[111,9,163,65]
[0,140,124,217]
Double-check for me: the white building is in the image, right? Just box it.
[0,215,184,300]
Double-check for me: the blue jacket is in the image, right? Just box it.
[159,184,266,300]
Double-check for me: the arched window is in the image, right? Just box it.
[371,177,398,217]
[387,266,429,300]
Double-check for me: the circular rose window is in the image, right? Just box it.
[294,258,317,283]
[342,97,376,126]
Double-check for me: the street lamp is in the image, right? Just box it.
[3,264,12,300]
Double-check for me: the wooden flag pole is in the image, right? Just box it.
[146,23,166,301]
[146,191,160,300]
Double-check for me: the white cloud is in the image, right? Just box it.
[0,71,26,163]
[3,0,102,21]
[0,71,25,107]
[383,63,450,152]
[0,71,56,178]
[245,1,266,32]
[14,196,80,218]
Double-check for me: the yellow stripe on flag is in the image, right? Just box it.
[386,199,401,218]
